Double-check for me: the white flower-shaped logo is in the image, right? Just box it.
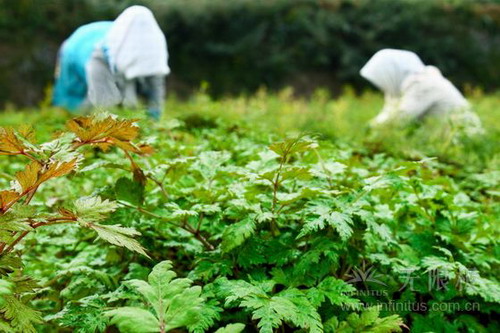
[345,261,387,286]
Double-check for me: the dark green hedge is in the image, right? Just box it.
[0,0,499,106]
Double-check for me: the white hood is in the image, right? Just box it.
[106,5,170,79]
[360,49,425,97]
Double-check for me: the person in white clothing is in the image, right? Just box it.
[53,5,170,120]
[87,6,170,120]
[360,49,483,136]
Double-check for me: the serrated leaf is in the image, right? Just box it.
[278,289,323,333]
[188,299,222,333]
[15,162,42,193]
[214,323,245,333]
[0,296,43,333]
[221,218,256,252]
[14,159,77,194]
[74,196,118,224]
[67,115,142,153]
[307,277,359,308]
[0,191,20,212]
[0,128,26,155]
[339,306,403,333]
[39,159,78,183]
[115,177,144,206]
[298,204,353,241]
[90,224,148,257]
[107,307,159,333]
[106,260,205,332]
[269,137,317,158]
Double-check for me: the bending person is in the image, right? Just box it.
[53,21,112,111]
[360,49,483,136]
[53,6,170,119]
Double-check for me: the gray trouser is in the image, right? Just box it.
[85,47,165,111]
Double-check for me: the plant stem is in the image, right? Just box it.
[5,231,30,253]
[196,213,204,233]
[270,154,286,236]
[183,222,215,251]
[147,175,169,199]
[119,202,215,250]
[314,148,335,189]
[410,182,434,223]
[2,218,75,254]
[21,151,42,165]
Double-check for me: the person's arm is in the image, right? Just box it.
[85,48,122,108]
[145,75,166,120]
[370,95,400,127]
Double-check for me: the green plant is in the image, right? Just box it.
[0,112,150,331]
[0,92,498,332]
[106,260,206,333]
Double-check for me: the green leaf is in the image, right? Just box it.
[298,204,353,241]
[74,196,118,224]
[306,277,360,308]
[0,296,43,333]
[278,289,323,333]
[107,307,159,333]
[218,279,323,333]
[46,295,109,333]
[187,299,222,333]
[214,323,245,333]
[90,224,148,257]
[338,306,404,333]
[106,261,205,333]
[0,206,39,233]
[269,137,317,158]
[115,177,144,206]
[221,218,256,252]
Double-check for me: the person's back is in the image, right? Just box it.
[399,66,483,135]
[86,6,170,119]
[360,49,483,136]
[400,66,468,119]
[53,22,112,111]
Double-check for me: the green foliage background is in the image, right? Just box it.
[0,90,498,331]
[0,0,499,106]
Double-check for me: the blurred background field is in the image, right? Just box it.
[2,87,499,171]
[2,0,498,165]
[1,0,499,107]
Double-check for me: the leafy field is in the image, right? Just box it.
[0,90,499,332]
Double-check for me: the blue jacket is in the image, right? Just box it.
[52,21,112,111]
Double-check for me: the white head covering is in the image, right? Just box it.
[105,5,170,79]
[360,49,425,96]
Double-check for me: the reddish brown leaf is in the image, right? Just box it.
[15,162,42,193]
[137,144,154,156]
[0,190,19,212]
[0,127,26,155]
[15,160,77,195]
[18,124,36,143]
[39,159,78,183]
[67,116,139,146]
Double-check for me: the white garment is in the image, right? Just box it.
[399,66,483,135]
[105,5,170,80]
[360,49,425,97]
[399,66,468,119]
[369,65,483,135]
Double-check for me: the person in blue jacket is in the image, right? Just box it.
[52,6,170,119]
